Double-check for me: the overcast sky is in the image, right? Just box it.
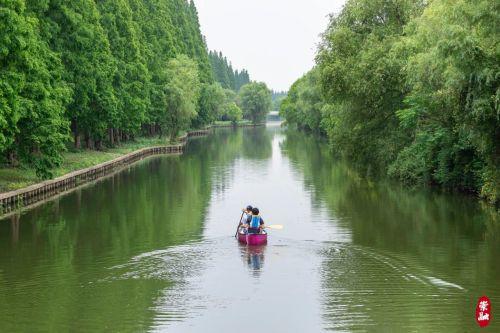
[194,0,346,92]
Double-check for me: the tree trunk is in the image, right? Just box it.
[95,139,102,151]
[109,128,114,146]
[72,120,81,149]
[8,151,17,167]
[74,134,81,149]
[10,214,19,244]
[115,129,121,144]
[170,126,177,142]
[85,134,93,149]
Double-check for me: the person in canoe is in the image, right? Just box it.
[245,207,265,234]
[238,205,253,232]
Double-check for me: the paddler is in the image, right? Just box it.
[245,207,265,234]
[238,205,253,233]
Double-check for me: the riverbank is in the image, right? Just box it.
[0,121,260,193]
[0,137,175,193]
[0,122,264,217]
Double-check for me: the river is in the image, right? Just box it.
[0,124,498,332]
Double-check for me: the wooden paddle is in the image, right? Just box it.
[264,224,283,230]
[234,211,245,238]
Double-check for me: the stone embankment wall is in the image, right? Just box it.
[0,129,210,217]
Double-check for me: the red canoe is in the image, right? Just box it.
[237,228,267,245]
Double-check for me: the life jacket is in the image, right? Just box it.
[250,215,261,229]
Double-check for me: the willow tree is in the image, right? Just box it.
[161,55,200,140]
[389,0,500,202]
[194,83,225,128]
[280,67,325,134]
[238,82,272,124]
[224,102,243,125]
[317,0,426,172]
[283,0,498,203]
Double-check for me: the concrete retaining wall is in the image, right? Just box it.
[0,126,258,217]
[0,128,211,217]
[0,145,182,216]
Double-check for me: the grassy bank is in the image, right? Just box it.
[0,122,257,193]
[213,120,252,126]
[0,137,173,193]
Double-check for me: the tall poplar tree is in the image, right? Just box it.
[1,0,71,178]
[32,0,117,148]
[97,0,149,143]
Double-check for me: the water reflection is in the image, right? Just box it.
[0,125,498,332]
[239,244,266,276]
[9,214,20,245]
[280,128,500,331]
[241,127,273,160]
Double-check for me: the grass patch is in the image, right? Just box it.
[0,168,39,192]
[0,136,172,193]
[213,120,252,126]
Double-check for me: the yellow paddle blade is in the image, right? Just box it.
[265,224,283,230]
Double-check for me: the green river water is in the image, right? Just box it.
[0,124,498,332]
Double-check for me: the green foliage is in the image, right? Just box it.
[216,88,241,123]
[316,0,424,172]
[127,0,212,135]
[97,0,149,138]
[1,0,71,178]
[161,55,200,139]
[280,68,325,134]
[28,0,118,149]
[272,90,287,111]
[223,102,243,124]
[1,0,220,181]
[209,50,250,91]
[194,83,225,128]
[283,0,499,203]
[389,0,499,201]
[238,82,272,124]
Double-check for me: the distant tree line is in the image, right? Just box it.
[209,50,250,91]
[280,0,499,204]
[200,81,272,126]
[271,90,287,111]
